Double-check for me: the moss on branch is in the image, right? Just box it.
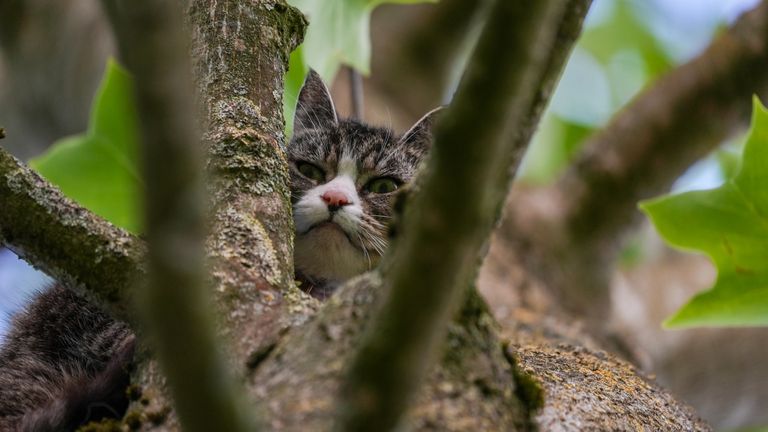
[0,146,143,321]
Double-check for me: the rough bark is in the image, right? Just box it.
[509,342,710,431]
[0,147,143,321]
[252,276,531,431]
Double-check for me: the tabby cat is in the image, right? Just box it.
[289,70,439,297]
[0,70,438,430]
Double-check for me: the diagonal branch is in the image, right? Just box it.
[0,146,143,321]
[335,1,591,430]
[501,0,768,322]
[560,0,768,249]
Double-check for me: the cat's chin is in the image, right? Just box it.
[294,222,373,281]
[307,221,351,239]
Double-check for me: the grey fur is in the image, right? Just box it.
[0,285,134,431]
[289,70,440,296]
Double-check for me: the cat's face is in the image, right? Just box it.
[288,70,438,285]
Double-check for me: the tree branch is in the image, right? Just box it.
[347,66,364,120]
[0,146,143,321]
[561,0,768,249]
[189,0,309,366]
[502,0,768,321]
[102,1,257,431]
[335,1,590,430]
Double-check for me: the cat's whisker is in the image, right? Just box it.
[361,227,387,256]
[358,225,385,257]
[290,70,437,297]
[356,231,373,269]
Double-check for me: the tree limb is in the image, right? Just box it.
[189,0,310,365]
[503,0,768,321]
[102,1,258,431]
[562,0,768,249]
[335,1,590,430]
[0,146,143,321]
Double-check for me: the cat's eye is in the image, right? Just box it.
[365,177,400,194]
[297,162,325,182]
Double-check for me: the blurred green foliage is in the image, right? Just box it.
[286,0,435,80]
[283,0,434,137]
[30,60,142,234]
[519,1,674,183]
[642,98,768,328]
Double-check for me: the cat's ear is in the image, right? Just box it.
[399,106,444,149]
[294,69,338,133]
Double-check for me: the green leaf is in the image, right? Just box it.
[641,97,768,328]
[286,0,435,82]
[283,45,310,139]
[30,59,142,233]
[716,148,741,180]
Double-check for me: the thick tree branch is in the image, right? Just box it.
[102,1,256,431]
[189,0,309,366]
[501,0,768,321]
[0,146,143,320]
[335,1,590,430]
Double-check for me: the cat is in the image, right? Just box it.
[0,69,439,430]
[0,285,135,431]
[289,70,440,298]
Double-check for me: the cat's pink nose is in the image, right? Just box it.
[321,190,351,209]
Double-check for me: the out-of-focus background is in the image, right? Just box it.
[0,0,765,430]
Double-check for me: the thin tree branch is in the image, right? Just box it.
[348,66,364,120]
[0,146,143,321]
[335,1,589,430]
[102,1,256,431]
